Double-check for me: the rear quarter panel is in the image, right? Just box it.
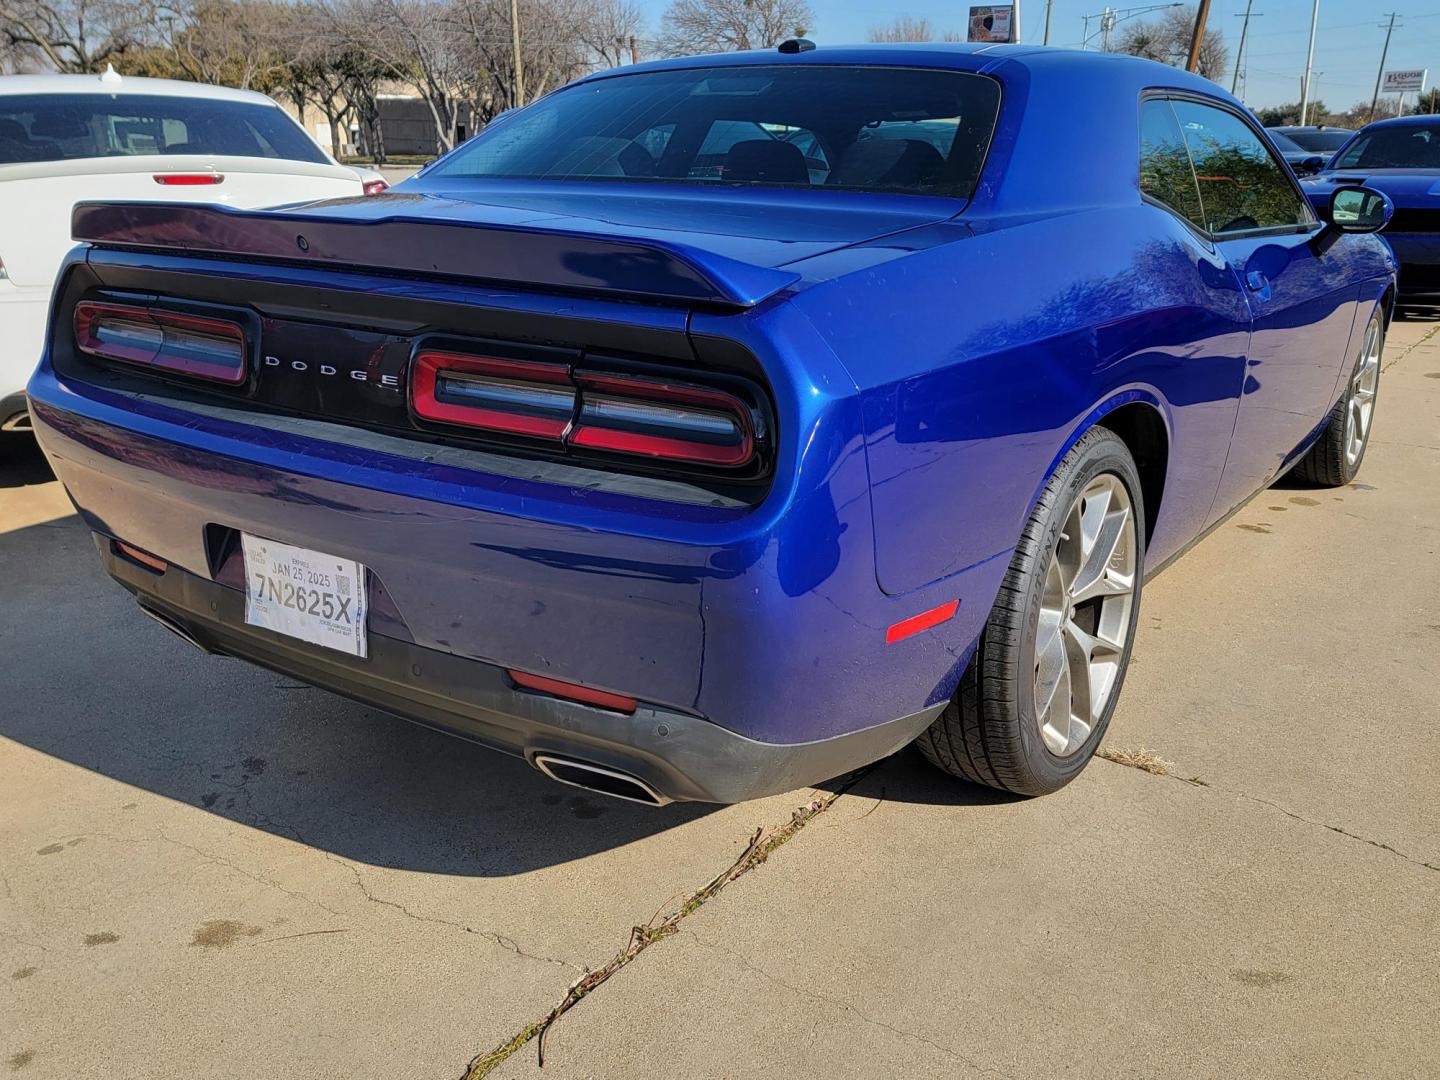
[788,204,1253,595]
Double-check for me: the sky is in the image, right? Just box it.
[634,0,1440,112]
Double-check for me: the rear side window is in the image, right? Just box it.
[0,93,328,165]
[429,65,1002,199]
[1170,100,1311,235]
[1140,99,1205,230]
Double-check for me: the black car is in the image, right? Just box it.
[1270,125,1353,169]
[1266,128,1329,175]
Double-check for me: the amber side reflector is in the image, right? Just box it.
[885,599,960,644]
[112,540,168,574]
[507,669,638,714]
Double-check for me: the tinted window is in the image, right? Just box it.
[1266,130,1305,153]
[0,93,327,165]
[1172,101,1311,235]
[1140,99,1205,229]
[430,66,1002,198]
[1283,129,1350,153]
[1334,123,1440,169]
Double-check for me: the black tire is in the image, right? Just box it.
[915,427,1146,796]
[1287,309,1384,488]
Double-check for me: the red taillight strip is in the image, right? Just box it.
[507,669,638,714]
[74,301,248,385]
[154,173,225,185]
[885,599,960,644]
[411,351,575,439]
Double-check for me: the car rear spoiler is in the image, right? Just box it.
[71,201,800,310]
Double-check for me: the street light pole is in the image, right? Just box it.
[1012,0,1023,43]
[1299,0,1320,125]
[1043,0,1054,45]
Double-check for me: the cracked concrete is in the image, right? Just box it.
[4,319,1439,1079]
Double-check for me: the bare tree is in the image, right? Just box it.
[165,0,295,91]
[576,0,643,67]
[656,0,811,57]
[0,0,163,72]
[867,15,933,43]
[1111,5,1227,82]
[323,0,467,153]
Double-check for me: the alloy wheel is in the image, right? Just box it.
[1344,318,1382,469]
[1032,474,1138,757]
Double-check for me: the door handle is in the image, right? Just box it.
[1246,270,1270,293]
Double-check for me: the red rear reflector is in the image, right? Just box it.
[153,173,224,185]
[113,540,167,573]
[74,301,247,385]
[507,669,638,714]
[885,599,960,644]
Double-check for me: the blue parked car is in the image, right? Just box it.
[29,45,1396,804]
[1302,115,1440,307]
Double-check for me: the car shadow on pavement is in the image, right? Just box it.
[0,501,727,878]
[1,450,998,877]
[1,434,56,488]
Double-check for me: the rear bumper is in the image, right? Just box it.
[98,536,943,803]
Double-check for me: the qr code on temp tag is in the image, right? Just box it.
[336,573,351,597]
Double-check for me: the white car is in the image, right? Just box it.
[1,69,374,433]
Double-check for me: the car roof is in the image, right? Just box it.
[575,42,1234,102]
[1273,124,1350,131]
[1359,113,1440,130]
[0,68,280,106]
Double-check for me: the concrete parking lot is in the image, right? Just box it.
[3,319,1437,1079]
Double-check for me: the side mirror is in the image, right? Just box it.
[1299,155,1325,175]
[1312,185,1393,255]
[1330,185,1393,233]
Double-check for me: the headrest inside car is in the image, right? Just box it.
[724,139,810,184]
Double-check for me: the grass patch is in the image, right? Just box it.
[458,782,860,1079]
[1097,745,1174,776]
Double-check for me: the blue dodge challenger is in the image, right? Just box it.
[28,44,1396,804]
[1301,114,1440,308]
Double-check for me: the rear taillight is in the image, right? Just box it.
[411,352,574,439]
[409,349,760,470]
[74,301,248,385]
[153,173,225,186]
[362,178,389,196]
[570,372,754,467]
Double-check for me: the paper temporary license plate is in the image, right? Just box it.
[242,534,368,658]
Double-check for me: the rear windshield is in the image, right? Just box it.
[430,65,1002,198]
[1283,129,1350,153]
[0,93,328,165]
[1333,123,1440,170]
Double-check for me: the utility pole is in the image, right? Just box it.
[1230,0,1258,97]
[1012,0,1022,43]
[1186,0,1213,73]
[509,0,525,106]
[1101,7,1116,51]
[1299,0,1320,125]
[1043,0,1054,45]
[1369,13,1400,123]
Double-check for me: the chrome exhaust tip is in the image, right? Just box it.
[532,753,671,807]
